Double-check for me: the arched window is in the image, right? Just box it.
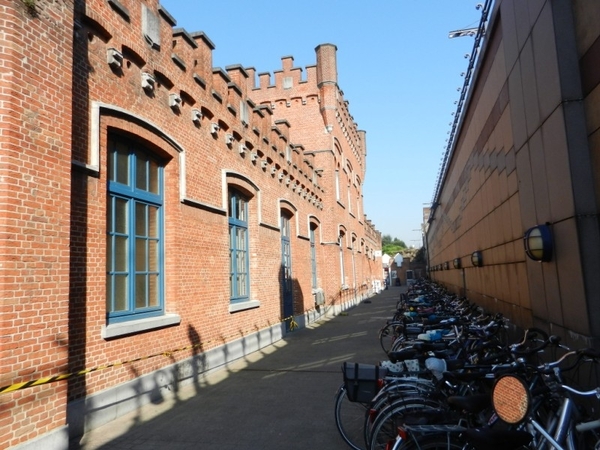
[310,223,318,289]
[228,188,249,303]
[339,230,346,288]
[106,135,164,323]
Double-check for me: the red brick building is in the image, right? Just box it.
[0,0,382,448]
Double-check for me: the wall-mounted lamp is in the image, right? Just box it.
[453,258,461,269]
[225,134,234,146]
[524,224,553,262]
[210,123,220,135]
[444,261,449,270]
[471,251,483,267]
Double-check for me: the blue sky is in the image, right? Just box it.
[160,0,483,248]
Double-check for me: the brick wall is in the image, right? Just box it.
[0,0,75,447]
[0,0,383,447]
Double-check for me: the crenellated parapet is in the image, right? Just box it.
[74,0,323,207]
[245,44,365,175]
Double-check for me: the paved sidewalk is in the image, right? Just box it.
[70,287,405,450]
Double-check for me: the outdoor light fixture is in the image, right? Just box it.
[444,261,449,270]
[453,258,461,269]
[471,251,483,267]
[524,224,553,262]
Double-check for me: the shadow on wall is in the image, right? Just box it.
[67,311,288,447]
[67,0,93,436]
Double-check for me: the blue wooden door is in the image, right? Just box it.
[281,215,293,327]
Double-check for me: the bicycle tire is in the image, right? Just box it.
[365,395,444,448]
[334,384,370,450]
[368,399,446,450]
[365,377,438,443]
[379,322,405,354]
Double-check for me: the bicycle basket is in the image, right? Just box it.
[492,374,530,424]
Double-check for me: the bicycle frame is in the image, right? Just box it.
[526,395,575,450]
[388,425,466,450]
[386,388,600,450]
[527,385,600,450]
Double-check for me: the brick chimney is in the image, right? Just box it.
[315,43,337,87]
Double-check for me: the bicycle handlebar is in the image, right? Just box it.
[510,327,550,356]
[560,384,600,398]
[535,347,600,374]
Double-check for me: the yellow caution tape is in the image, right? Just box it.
[0,343,204,395]
[1,309,321,395]
[287,316,299,331]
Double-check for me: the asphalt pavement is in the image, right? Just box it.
[71,286,405,450]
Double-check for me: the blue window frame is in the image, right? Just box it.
[106,136,164,323]
[281,213,293,321]
[339,233,346,287]
[310,226,318,289]
[229,189,249,303]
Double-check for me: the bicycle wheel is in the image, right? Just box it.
[365,379,438,445]
[334,384,370,450]
[368,399,446,450]
[379,322,404,354]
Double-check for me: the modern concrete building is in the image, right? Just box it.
[427,0,600,349]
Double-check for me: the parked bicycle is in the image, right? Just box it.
[385,342,600,449]
[334,279,600,450]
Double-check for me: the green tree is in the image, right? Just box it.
[381,234,406,256]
